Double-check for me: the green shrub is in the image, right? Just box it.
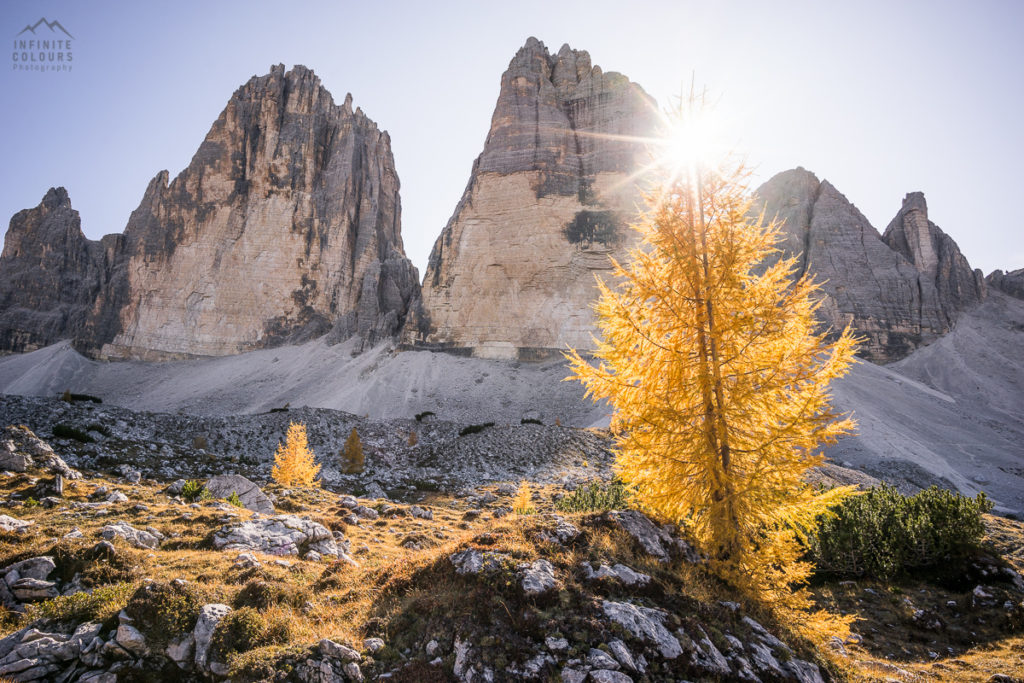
[181,480,212,502]
[28,582,134,625]
[226,491,243,508]
[459,422,494,437]
[556,479,632,513]
[52,424,94,443]
[807,485,993,580]
[520,418,543,425]
[210,607,291,661]
[123,581,205,649]
[414,411,435,422]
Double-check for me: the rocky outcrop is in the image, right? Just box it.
[987,268,1024,299]
[0,189,107,354]
[1,65,418,360]
[404,38,657,359]
[754,168,985,361]
[94,64,417,359]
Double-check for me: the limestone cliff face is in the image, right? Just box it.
[754,168,985,361]
[404,38,657,359]
[0,66,417,360]
[0,188,106,353]
[90,64,417,359]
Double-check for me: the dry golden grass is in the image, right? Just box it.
[0,473,1020,681]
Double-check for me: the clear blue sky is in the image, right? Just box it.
[2,0,1022,276]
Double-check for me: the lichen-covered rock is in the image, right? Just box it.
[211,514,339,557]
[405,38,657,359]
[0,516,32,533]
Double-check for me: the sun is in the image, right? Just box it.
[655,105,724,180]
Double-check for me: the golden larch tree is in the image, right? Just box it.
[566,99,860,622]
[339,427,364,474]
[271,422,321,488]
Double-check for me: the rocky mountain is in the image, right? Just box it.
[987,267,1024,299]
[403,38,658,359]
[753,168,985,361]
[0,189,107,353]
[0,65,419,360]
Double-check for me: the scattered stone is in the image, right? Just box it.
[601,600,682,659]
[106,491,129,504]
[603,510,697,562]
[580,562,650,587]
[0,426,80,479]
[0,515,32,533]
[607,639,637,672]
[115,623,148,657]
[3,556,55,584]
[9,577,58,602]
[449,549,508,575]
[587,647,620,670]
[364,638,385,654]
[166,479,187,496]
[517,559,559,595]
[409,505,433,520]
[352,505,379,520]
[100,522,163,549]
[589,670,633,683]
[320,638,361,662]
[545,637,568,652]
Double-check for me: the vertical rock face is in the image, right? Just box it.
[404,38,657,359]
[89,64,417,359]
[883,192,986,317]
[754,168,985,361]
[986,268,1024,299]
[0,188,105,353]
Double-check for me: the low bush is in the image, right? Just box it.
[226,491,244,507]
[520,418,543,425]
[60,391,102,404]
[414,411,435,422]
[181,480,212,502]
[807,485,993,580]
[52,424,94,443]
[512,481,535,515]
[28,582,134,625]
[210,607,291,661]
[459,422,494,437]
[123,581,205,649]
[556,479,632,513]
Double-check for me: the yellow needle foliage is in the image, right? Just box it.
[271,422,321,488]
[566,113,860,634]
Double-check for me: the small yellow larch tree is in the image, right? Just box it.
[271,422,321,488]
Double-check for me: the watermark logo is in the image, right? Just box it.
[12,18,74,72]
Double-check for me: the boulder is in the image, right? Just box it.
[193,604,230,673]
[211,515,339,558]
[99,522,163,549]
[0,427,79,479]
[204,474,274,514]
[601,600,682,659]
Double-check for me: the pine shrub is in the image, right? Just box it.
[807,485,992,580]
[555,479,633,513]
